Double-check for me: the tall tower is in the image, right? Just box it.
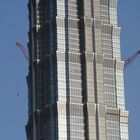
[26,0,129,140]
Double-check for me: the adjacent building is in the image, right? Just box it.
[26,0,129,140]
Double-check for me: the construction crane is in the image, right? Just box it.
[16,41,29,61]
[124,50,140,70]
[16,41,140,70]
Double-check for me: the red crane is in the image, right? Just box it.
[16,41,29,61]
[124,50,140,70]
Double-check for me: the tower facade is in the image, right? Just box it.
[26,0,129,140]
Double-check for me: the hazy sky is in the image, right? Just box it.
[0,0,140,140]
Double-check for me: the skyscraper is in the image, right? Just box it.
[26,0,129,140]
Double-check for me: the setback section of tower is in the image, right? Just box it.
[26,0,129,140]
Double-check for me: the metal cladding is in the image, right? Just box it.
[26,0,129,140]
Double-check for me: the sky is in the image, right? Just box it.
[0,0,140,140]
[119,1,140,140]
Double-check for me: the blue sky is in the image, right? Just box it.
[0,0,28,140]
[0,0,139,140]
[119,1,140,140]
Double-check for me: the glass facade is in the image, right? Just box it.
[26,0,129,140]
